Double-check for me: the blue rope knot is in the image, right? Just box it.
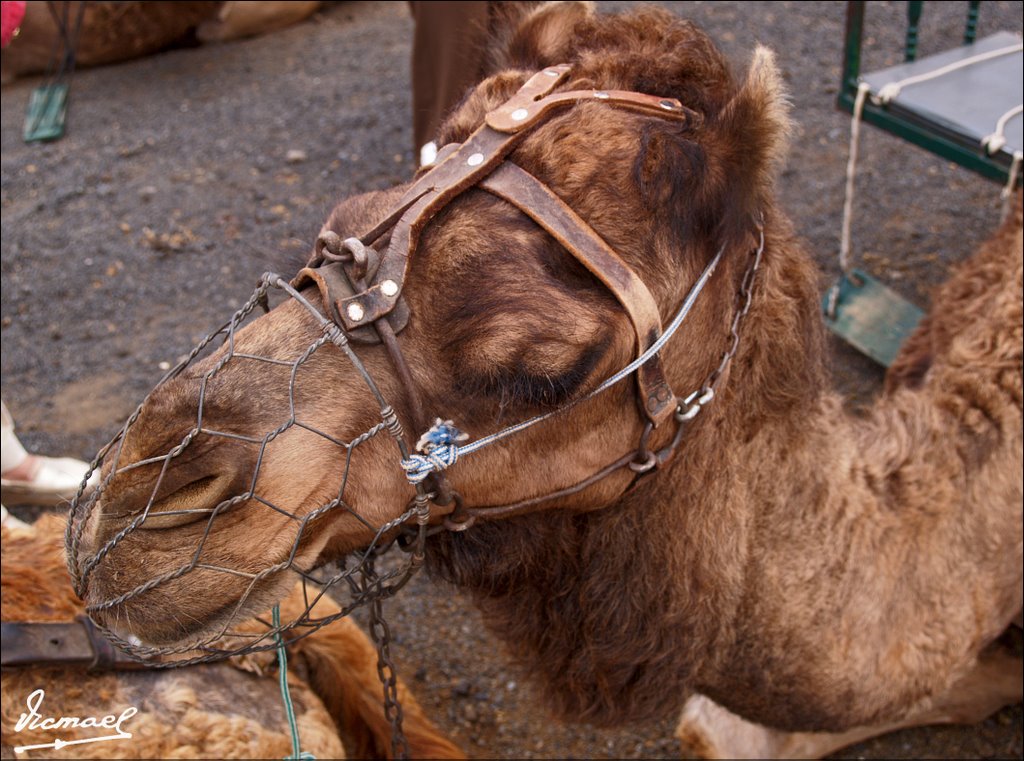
[402,418,468,484]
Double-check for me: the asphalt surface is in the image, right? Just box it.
[2,1,1022,758]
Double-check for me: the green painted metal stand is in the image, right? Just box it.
[23,1,86,142]
[827,1,1020,367]
[837,1,1019,185]
[24,84,70,142]
[823,270,924,368]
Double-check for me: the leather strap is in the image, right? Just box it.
[478,162,675,424]
[486,87,692,133]
[1,618,150,671]
[338,123,536,329]
[336,65,695,337]
[292,262,411,344]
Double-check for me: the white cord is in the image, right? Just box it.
[875,41,1023,105]
[983,103,1023,155]
[827,82,870,320]
[839,82,870,276]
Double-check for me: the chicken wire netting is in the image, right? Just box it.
[66,271,431,667]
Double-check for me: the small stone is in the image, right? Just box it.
[452,679,472,697]
[158,361,171,371]
[286,149,308,164]
[462,703,478,722]
[139,186,157,201]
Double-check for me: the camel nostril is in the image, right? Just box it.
[137,474,242,530]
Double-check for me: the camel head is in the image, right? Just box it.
[69,3,793,651]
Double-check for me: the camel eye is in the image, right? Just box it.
[453,337,610,412]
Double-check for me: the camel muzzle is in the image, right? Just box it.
[66,271,433,665]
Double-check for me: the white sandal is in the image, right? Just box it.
[1,455,98,507]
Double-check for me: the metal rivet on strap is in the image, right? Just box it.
[659,99,679,110]
[593,91,610,99]
[347,302,365,322]
[380,279,399,297]
[467,152,484,166]
[510,108,529,122]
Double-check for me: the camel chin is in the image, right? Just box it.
[85,556,301,650]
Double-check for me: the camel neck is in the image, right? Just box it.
[421,393,814,725]
[423,219,832,725]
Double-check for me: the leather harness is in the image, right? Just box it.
[290,64,726,529]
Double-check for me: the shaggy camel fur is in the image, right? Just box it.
[71,3,1022,756]
[675,194,1024,758]
[2,513,463,760]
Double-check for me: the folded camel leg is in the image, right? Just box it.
[676,640,1023,759]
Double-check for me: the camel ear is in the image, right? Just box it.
[501,1,595,69]
[714,46,792,223]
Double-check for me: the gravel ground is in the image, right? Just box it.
[2,1,1022,758]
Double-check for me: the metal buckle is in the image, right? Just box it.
[628,422,658,472]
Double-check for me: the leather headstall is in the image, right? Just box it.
[291,63,699,430]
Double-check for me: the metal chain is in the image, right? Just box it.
[679,223,765,420]
[706,224,765,391]
[365,558,410,760]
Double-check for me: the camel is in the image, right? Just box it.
[66,3,1022,757]
[2,513,464,760]
[1,2,322,83]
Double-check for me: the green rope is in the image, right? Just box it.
[273,604,316,761]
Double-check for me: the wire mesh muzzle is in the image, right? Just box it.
[65,273,431,667]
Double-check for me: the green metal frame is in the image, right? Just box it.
[839,0,1021,186]
[822,270,924,367]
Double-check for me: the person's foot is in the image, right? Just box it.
[1,453,98,506]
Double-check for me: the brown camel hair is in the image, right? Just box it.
[675,194,1024,758]
[2,514,463,760]
[71,3,1022,755]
